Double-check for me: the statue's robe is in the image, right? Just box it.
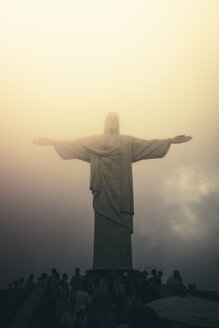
[53,135,171,270]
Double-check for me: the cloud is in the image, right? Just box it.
[133,166,219,290]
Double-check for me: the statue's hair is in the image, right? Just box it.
[104,112,120,135]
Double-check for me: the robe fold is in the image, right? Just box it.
[53,135,171,270]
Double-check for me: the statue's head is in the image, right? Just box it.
[104,112,120,135]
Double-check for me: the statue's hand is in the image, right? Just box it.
[171,135,192,144]
[32,138,53,145]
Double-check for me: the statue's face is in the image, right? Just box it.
[104,112,119,135]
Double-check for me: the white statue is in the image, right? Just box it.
[33,112,192,270]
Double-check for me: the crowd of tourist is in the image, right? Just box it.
[9,267,190,328]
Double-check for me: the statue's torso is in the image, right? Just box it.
[89,135,134,231]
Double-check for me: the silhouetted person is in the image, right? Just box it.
[146,269,161,302]
[157,270,163,286]
[56,273,70,321]
[148,269,157,284]
[138,271,149,302]
[123,272,132,297]
[18,276,25,288]
[166,270,187,295]
[48,267,58,289]
[70,267,83,291]
[25,274,35,288]
[13,280,19,289]
[74,282,91,313]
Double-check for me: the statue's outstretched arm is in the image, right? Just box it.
[170,135,192,144]
[131,134,192,162]
[33,137,92,162]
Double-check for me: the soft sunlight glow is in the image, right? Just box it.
[1,0,219,290]
[1,0,218,142]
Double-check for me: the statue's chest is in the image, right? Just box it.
[100,136,131,154]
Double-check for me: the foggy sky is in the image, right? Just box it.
[1,0,219,290]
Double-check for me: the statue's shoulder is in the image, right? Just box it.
[119,135,134,143]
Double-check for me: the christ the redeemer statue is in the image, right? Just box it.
[33,112,192,270]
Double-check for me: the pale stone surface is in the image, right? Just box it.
[53,134,171,269]
[33,113,191,270]
[93,212,132,269]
